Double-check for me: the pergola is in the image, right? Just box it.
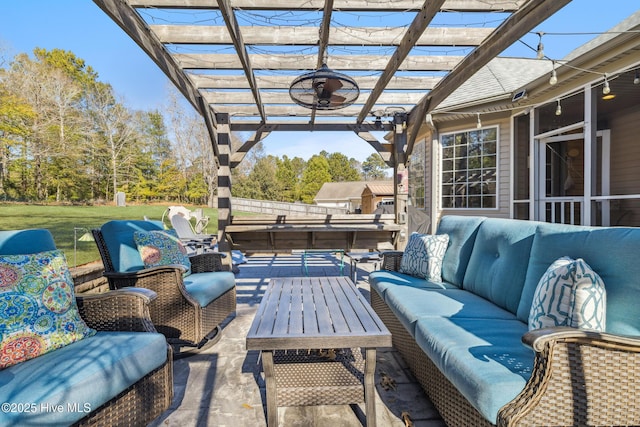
[92,0,571,256]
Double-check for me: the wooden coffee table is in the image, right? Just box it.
[246,276,392,427]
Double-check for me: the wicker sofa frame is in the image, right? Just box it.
[74,288,173,426]
[92,228,236,349]
[374,251,640,427]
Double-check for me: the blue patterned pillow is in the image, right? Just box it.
[0,250,97,369]
[529,256,606,331]
[134,230,191,275]
[399,233,449,281]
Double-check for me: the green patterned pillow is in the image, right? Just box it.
[134,230,191,275]
[399,233,449,281]
[529,256,606,331]
[0,250,97,369]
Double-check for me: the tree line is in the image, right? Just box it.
[0,48,388,206]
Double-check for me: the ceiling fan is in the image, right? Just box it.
[289,64,359,110]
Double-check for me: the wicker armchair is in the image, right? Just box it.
[0,228,172,426]
[75,288,173,426]
[92,220,236,352]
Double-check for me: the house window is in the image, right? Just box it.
[441,126,497,209]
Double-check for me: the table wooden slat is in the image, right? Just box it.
[247,276,391,350]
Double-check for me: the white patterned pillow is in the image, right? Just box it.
[399,233,449,281]
[528,256,606,331]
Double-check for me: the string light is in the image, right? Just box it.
[602,73,611,95]
[536,32,545,59]
[549,61,558,85]
[555,99,562,116]
[634,70,640,85]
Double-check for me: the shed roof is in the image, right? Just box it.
[314,180,392,202]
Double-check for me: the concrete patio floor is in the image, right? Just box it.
[149,253,446,427]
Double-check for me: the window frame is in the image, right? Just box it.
[439,125,499,210]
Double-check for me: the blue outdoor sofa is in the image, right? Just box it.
[370,215,640,426]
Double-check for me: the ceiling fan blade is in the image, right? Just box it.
[329,93,347,106]
[324,78,343,93]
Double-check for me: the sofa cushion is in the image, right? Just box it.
[517,223,640,334]
[183,271,236,308]
[100,220,166,273]
[0,229,57,255]
[134,230,192,275]
[0,250,96,369]
[414,317,533,424]
[462,218,537,315]
[384,287,516,336]
[369,270,457,301]
[529,256,606,331]
[0,331,167,426]
[436,216,485,286]
[399,233,449,281]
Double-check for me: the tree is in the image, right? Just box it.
[300,155,331,203]
[326,152,360,182]
[275,155,305,202]
[362,153,389,180]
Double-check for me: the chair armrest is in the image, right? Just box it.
[189,252,228,273]
[497,327,640,426]
[380,251,404,271]
[76,288,157,332]
[103,264,187,289]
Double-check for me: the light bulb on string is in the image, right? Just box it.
[555,99,562,116]
[634,70,639,85]
[476,113,482,129]
[536,32,545,59]
[549,61,557,85]
[602,74,611,95]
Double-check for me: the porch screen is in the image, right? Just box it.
[441,127,497,209]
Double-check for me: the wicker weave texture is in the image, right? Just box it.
[92,228,237,347]
[371,288,494,427]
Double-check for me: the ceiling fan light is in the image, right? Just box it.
[289,64,360,110]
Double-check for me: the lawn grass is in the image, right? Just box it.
[0,204,224,266]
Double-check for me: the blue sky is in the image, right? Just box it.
[1,1,638,162]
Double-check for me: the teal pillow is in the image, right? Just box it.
[133,230,191,275]
[399,233,449,281]
[0,249,97,369]
[529,256,606,331]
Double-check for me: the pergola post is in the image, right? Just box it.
[216,113,233,270]
[393,112,409,249]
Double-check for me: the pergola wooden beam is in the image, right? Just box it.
[309,0,334,125]
[356,0,446,124]
[405,0,574,157]
[129,0,526,12]
[228,122,394,132]
[188,74,442,90]
[151,25,493,47]
[216,0,266,122]
[174,53,464,71]
[202,90,426,105]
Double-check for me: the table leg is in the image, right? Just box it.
[262,351,278,427]
[364,348,377,427]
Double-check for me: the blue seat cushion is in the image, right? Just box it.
[0,331,167,426]
[384,287,516,337]
[369,270,457,300]
[414,317,533,424]
[0,229,57,255]
[183,271,236,307]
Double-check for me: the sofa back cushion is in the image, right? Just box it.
[100,220,165,273]
[463,218,538,314]
[436,216,486,287]
[517,223,640,335]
